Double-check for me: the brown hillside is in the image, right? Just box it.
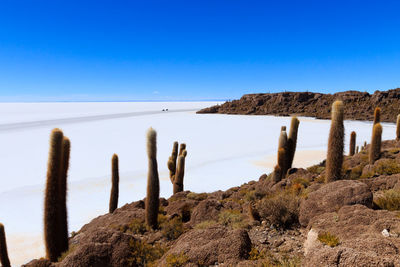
[197,88,400,122]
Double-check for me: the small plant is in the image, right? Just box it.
[194,220,218,229]
[120,219,147,235]
[186,192,207,201]
[160,216,184,240]
[318,232,340,247]
[166,252,189,267]
[248,247,266,260]
[218,209,247,229]
[374,189,400,211]
[258,192,300,229]
[127,239,166,267]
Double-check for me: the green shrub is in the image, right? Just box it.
[307,164,325,175]
[374,189,400,211]
[317,232,340,247]
[187,192,207,201]
[218,209,247,229]
[120,219,147,234]
[166,252,189,267]
[160,216,184,240]
[194,220,218,229]
[128,239,166,266]
[258,192,300,229]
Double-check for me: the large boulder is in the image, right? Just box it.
[189,199,223,225]
[303,205,400,266]
[159,226,251,266]
[299,180,373,227]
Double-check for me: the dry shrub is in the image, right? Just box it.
[160,216,184,240]
[257,192,300,229]
[317,232,340,247]
[165,252,189,267]
[218,209,247,229]
[128,239,166,266]
[375,189,400,211]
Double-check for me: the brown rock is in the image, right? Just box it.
[190,199,222,225]
[304,205,400,267]
[159,226,251,266]
[299,180,373,227]
[197,88,400,123]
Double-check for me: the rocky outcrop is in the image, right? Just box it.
[299,180,373,227]
[159,226,251,266]
[304,205,400,267]
[198,88,400,122]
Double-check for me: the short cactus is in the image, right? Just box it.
[145,128,160,229]
[369,123,382,164]
[168,142,187,194]
[0,223,10,267]
[356,146,359,154]
[396,114,400,141]
[349,131,356,156]
[109,154,119,213]
[325,101,344,183]
[373,107,381,125]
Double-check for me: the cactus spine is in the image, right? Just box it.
[396,114,400,141]
[58,137,70,255]
[369,123,382,164]
[168,142,187,194]
[349,131,356,156]
[373,107,381,125]
[109,154,119,213]
[145,128,160,229]
[325,101,344,183]
[44,128,64,261]
[0,223,10,267]
[287,117,300,169]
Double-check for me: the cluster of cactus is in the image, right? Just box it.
[167,142,188,194]
[272,117,300,182]
[109,154,119,213]
[44,129,70,261]
[145,128,160,230]
[0,223,10,267]
[325,101,344,183]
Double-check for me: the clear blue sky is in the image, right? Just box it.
[0,0,400,101]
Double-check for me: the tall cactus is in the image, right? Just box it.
[58,137,70,255]
[145,128,160,229]
[167,142,179,183]
[0,223,10,267]
[325,101,344,183]
[369,123,382,164]
[173,154,186,194]
[349,131,356,156]
[179,143,186,156]
[44,128,64,261]
[396,114,400,141]
[287,117,300,169]
[373,107,381,125]
[109,154,119,213]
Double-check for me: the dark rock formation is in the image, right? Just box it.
[198,88,400,122]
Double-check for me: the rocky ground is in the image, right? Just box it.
[197,88,400,122]
[22,138,400,266]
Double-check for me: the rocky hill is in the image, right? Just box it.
[197,88,400,122]
[23,138,400,266]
